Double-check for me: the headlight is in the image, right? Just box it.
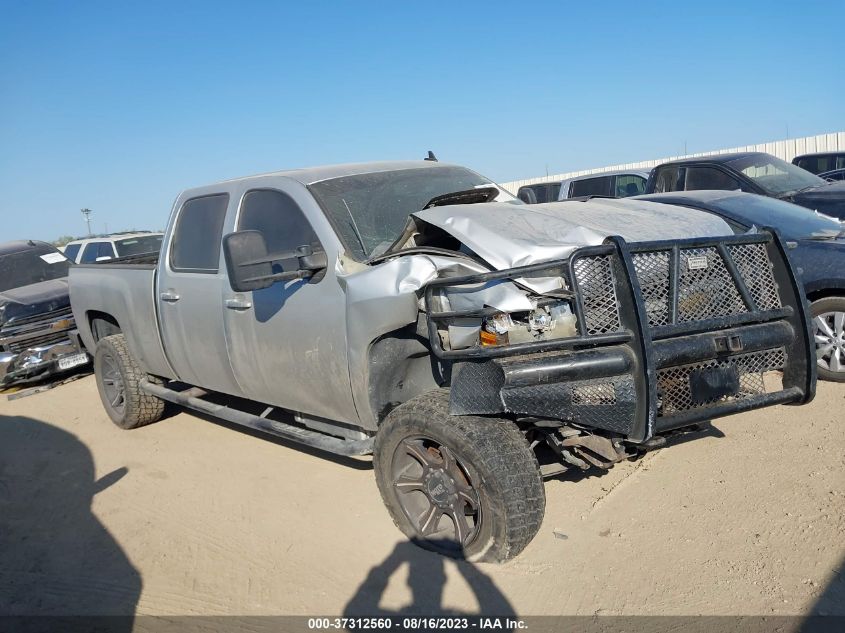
[479,301,577,347]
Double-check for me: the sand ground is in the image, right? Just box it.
[0,374,842,617]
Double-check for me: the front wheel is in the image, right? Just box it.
[94,334,165,428]
[373,390,545,563]
[811,297,845,382]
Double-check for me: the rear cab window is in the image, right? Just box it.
[115,235,164,257]
[169,194,230,273]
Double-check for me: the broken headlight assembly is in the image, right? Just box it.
[479,301,578,347]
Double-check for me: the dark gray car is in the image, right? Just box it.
[638,191,845,382]
[645,152,845,221]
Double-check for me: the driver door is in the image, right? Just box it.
[221,184,357,424]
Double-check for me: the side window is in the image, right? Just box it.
[80,242,105,264]
[652,167,682,193]
[170,194,230,273]
[549,183,561,201]
[684,166,743,191]
[570,176,612,197]
[816,156,835,173]
[99,242,116,259]
[796,157,816,172]
[517,186,537,204]
[238,189,322,258]
[63,243,81,262]
[615,175,646,197]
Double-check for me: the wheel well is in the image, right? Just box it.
[88,311,122,342]
[806,289,845,303]
[368,319,449,426]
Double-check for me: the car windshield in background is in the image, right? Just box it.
[726,155,825,196]
[309,166,511,260]
[713,195,843,239]
[115,235,163,257]
[0,246,69,292]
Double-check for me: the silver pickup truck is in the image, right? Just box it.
[70,160,815,562]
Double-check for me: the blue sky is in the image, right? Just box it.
[1,0,842,241]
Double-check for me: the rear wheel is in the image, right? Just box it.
[373,390,545,562]
[811,297,845,382]
[94,334,165,428]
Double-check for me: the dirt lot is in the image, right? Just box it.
[0,374,842,617]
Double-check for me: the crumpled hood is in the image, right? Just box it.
[791,181,845,221]
[0,278,70,329]
[413,197,734,270]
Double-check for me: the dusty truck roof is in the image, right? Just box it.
[217,160,450,186]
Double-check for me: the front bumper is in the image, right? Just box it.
[430,232,816,443]
[0,332,88,386]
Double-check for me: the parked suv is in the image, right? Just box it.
[644,152,845,220]
[517,170,650,204]
[792,152,845,175]
[63,232,164,264]
[70,161,814,562]
[559,169,650,199]
[0,241,88,386]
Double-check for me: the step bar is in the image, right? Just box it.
[139,380,374,457]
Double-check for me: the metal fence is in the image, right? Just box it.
[499,131,845,195]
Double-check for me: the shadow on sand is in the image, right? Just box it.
[0,414,140,625]
[344,540,514,618]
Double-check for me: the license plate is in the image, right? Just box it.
[689,365,739,404]
[58,353,89,371]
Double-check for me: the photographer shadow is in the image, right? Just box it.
[344,540,515,617]
[0,414,140,625]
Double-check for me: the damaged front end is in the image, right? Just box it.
[0,307,88,387]
[425,232,815,471]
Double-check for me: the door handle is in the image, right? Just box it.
[160,291,181,303]
[225,298,253,311]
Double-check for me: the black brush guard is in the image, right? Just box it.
[424,231,815,443]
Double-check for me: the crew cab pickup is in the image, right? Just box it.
[69,161,815,562]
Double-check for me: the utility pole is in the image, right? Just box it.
[81,208,93,236]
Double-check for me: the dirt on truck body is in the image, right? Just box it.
[69,160,815,562]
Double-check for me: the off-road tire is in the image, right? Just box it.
[811,296,845,383]
[94,334,165,429]
[373,389,545,563]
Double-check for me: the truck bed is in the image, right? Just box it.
[69,262,173,379]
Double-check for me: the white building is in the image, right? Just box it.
[499,130,845,195]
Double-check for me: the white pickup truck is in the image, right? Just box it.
[69,160,815,561]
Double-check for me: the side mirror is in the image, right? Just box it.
[223,231,329,293]
[223,231,274,292]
